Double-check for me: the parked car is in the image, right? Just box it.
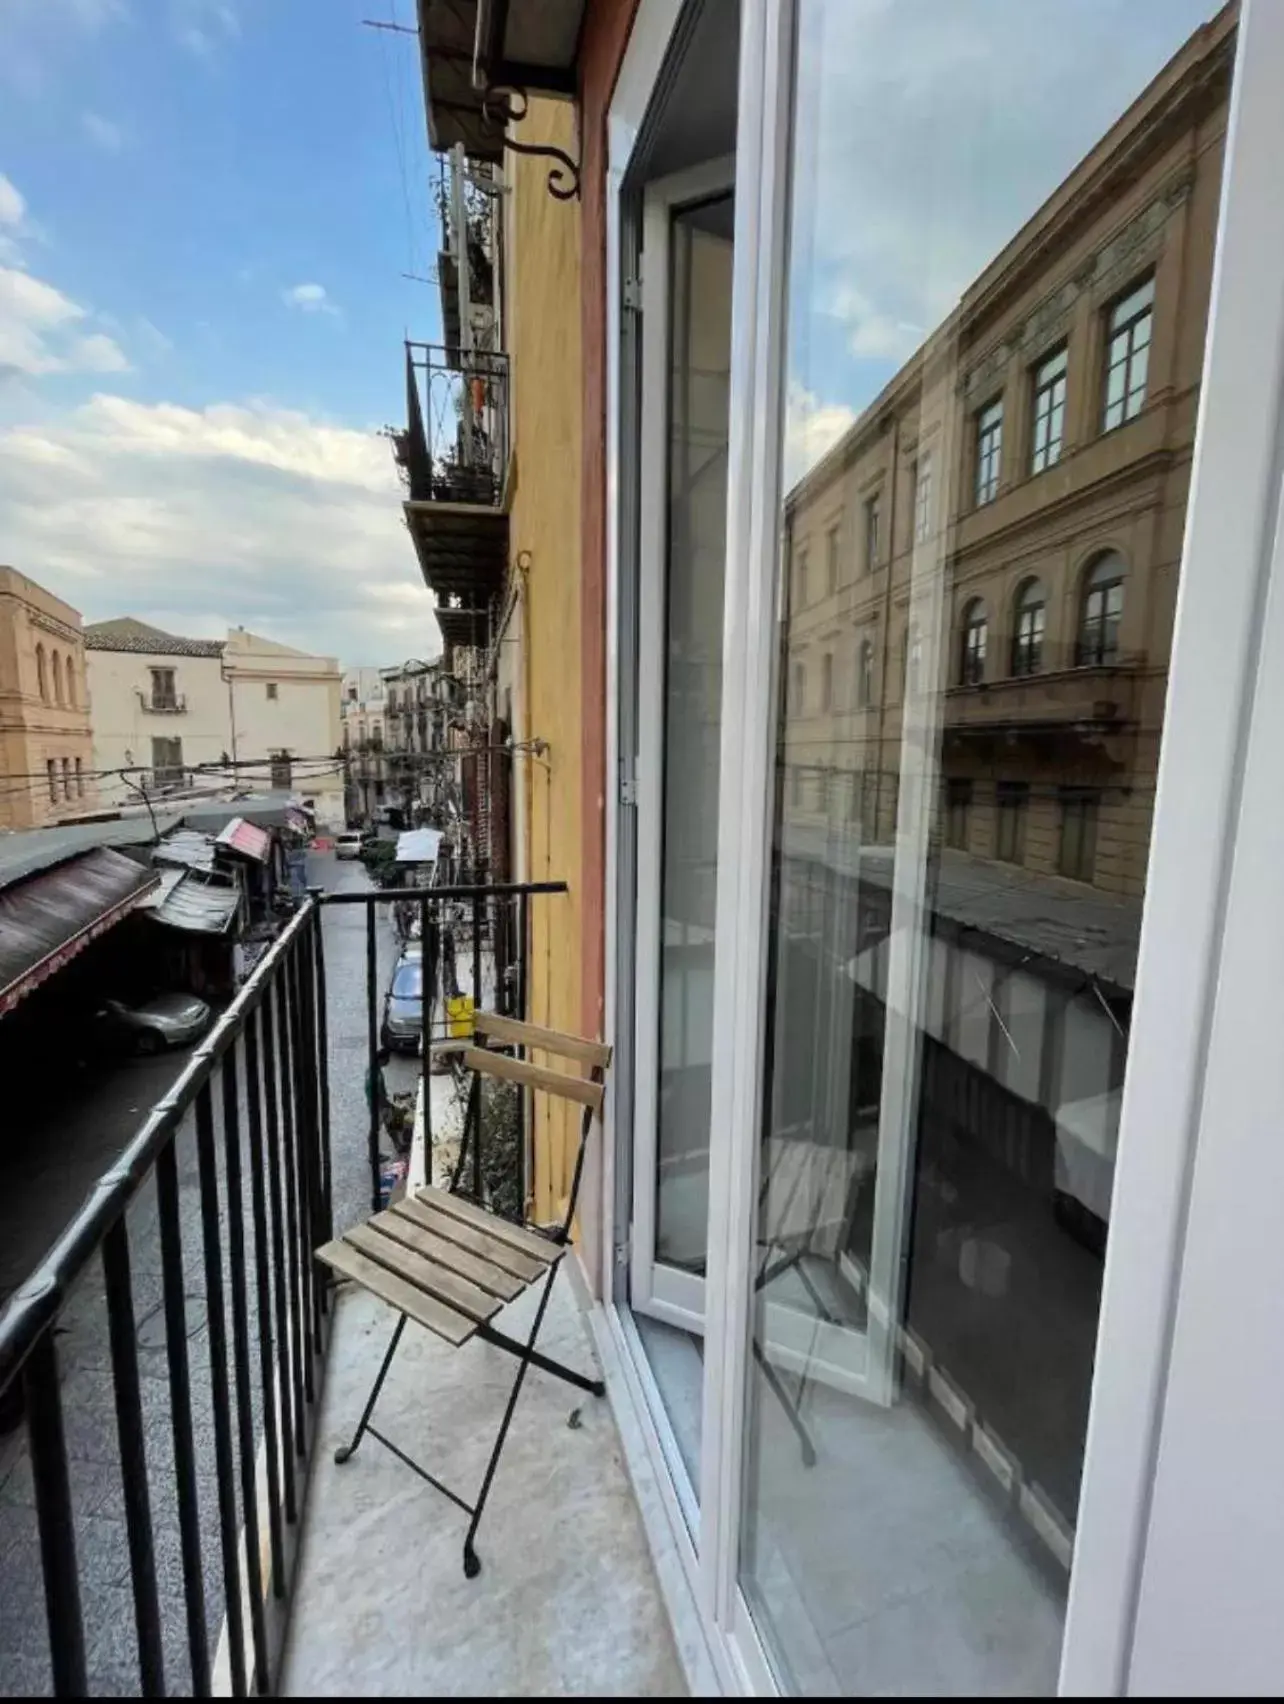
[335,829,368,860]
[380,953,425,1052]
[97,993,213,1055]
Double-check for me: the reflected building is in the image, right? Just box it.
[762,8,1233,1577]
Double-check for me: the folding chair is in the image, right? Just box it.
[316,1011,611,1579]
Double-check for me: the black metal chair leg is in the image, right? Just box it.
[462,1263,561,1579]
[334,1314,407,1465]
[753,1334,817,1468]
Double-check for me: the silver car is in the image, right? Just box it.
[380,956,425,1052]
[99,993,212,1055]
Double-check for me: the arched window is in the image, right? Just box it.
[51,650,63,705]
[1078,552,1125,665]
[1011,578,1046,676]
[857,638,874,708]
[64,657,75,707]
[36,643,47,701]
[959,599,987,685]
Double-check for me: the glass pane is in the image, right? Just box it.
[637,191,735,1494]
[740,1,1235,1693]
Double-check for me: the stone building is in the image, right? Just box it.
[0,567,96,830]
[781,14,1231,899]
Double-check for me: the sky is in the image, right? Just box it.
[783,0,1219,487]
[0,0,444,669]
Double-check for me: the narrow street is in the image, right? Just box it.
[0,851,407,1695]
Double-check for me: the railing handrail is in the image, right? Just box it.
[0,897,320,1397]
[318,880,567,905]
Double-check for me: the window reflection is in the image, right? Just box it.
[741,0,1235,1694]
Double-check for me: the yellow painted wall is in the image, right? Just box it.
[505,99,585,1225]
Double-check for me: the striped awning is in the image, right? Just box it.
[0,848,160,1017]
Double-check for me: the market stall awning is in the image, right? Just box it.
[395,827,443,864]
[141,869,241,935]
[215,817,272,864]
[0,848,159,1017]
[153,827,219,874]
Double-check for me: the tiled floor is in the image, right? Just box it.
[281,1277,686,1697]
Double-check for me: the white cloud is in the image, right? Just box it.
[0,393,440,663]
[82,111,125,152]
[0,265,129,378]
[0,175,25,228]
[282,282,339,318]
[173,1,240,57]
[782,381,857,490]
[828,285,924,363]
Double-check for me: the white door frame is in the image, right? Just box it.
[597,0,1284,1696]
[632,155,736,1336]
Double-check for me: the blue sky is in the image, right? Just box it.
[0,0,443,665]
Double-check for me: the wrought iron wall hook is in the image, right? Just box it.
[481,84,582,203]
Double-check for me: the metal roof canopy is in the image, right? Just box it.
[0,848,160,1016]
[141,869,241,936]
[215,817,272,864]
[417,0,584,157]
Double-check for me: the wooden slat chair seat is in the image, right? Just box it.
[316,1011,611,1580]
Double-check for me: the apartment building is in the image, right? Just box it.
[85,618,343,825]
[0,568,96,830]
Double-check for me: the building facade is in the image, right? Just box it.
[0,568,96,831]
[85,619,344,826]
[396,0,1284,1695]
[340,667,386,825]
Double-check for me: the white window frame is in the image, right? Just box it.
[595,0,1284,1696]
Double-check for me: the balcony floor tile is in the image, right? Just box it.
[280,1276,685,1697]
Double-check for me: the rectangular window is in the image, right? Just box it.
[1031,347,1068,472]
[796,548,809,607]
[1102,274,1154,430]
[151,737,183,787]
[47,759,56,803]
[914,452,932,541]
[270,750,293,791]
[945,778,972,849]
[864,493,880,570]
[1059,788,1100,881]
[266,682,279,700]
[75,756,83,798]
[821,651,834,712]
[61,757,71,800]
[975,400,1003,504]
[826,527,840,594]
[149,667,176,710]
[996,781,1030,863]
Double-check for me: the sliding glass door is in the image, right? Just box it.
[734,0,1239,1692]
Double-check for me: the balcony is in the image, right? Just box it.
[135,692,186,715]
[943,656,1142,757]
[394,343,508,644]
[0,882,681,1697]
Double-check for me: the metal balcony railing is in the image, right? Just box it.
[0,880,567,1697]
[136,691,187,715]
[396,342,509,509]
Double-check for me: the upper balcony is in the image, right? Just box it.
[943,654,1142,756]
[394,343,509,637]
[135,689,186,715]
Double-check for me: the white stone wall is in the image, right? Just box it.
[85,648,230,811]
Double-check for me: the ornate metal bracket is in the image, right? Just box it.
[481,86,581,203]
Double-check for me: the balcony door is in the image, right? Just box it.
[630,162,734,1383]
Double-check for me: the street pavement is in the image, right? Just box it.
[0,850,406,1695]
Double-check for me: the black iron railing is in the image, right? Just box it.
[397,342,509,508]
[0,899,331,1698]
[0,878,567,1697]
